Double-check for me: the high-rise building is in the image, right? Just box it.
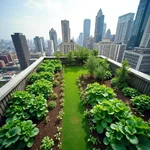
[61,20,70,43]
[115,13,134,44]
[140,16,150,48]
[102,23,107,39]
[47,40,54,56]
[94,9,104,42]
[78,32,83,46]
[49,28,58,52]
[83,19,91,46]
[127,0,150,50]
[11,33,30,70]
[105,29,112,40]
[34,36,43,52]
[85,36,94,50]
[40,37,46,51]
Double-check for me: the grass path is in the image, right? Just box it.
[62,67,90,150]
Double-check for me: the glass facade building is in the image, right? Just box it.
[127,0,150,50]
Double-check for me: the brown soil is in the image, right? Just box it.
[31,71,63,150]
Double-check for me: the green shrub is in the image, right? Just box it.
[83,83,116,106]
[122,87,141,98]
[0,117,39,149]
[55,64,62,72]
[91,49,98,56]
[66,50,75,66]
[29,73,40,83]
[48,101,56,109]
[95,66,106,82]
[5,92,48,120]
[40,136,54,150]
[131,94,150,113]
[37,64,55,73]
[26,79,53,99]
[105,71,112,79]
[53,80,59,87]
[51,93,58,100]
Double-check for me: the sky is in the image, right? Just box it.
[0,0,140,40]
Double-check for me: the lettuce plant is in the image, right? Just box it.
[104,116,150,150]
[40,136,54,150]
[131,94,150,113]
[0,117,39,149]
[26,79,53,99]
[122,87,141,98]
[84,83,116,106]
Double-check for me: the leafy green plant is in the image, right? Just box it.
[91,49,98,56]
[57,109,64,120]
[45,116,50,124]
[85,55,98,77]
[51,93,58,100]
[66,50,75,66]
[95,66,106,82]
[91,99,131,134]
[0,117,39,149]
[58,142,62,150]
[111,59,129,89]
[131,94,150,113]
[60,92,65,98]
[5,92,48,120]
[88,135,99,145]
[40,136,54,150]
[105,71,112,80]
[26,79,53,99]
[53,80,59,87]
[29,73,40,84]
[48,101,56,109]
[83,83,116,106]
[54,132,61,141]
[122,87,141,98]
[55,64,62,72]
[104,116,150,150]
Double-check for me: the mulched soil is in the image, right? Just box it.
[80,74,150,150]
[31,71,63,150]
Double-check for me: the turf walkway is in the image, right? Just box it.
[62,67,90,150]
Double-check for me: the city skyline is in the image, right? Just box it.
[0,0,139,40]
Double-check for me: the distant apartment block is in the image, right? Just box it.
[11,33,30,70]
[61,20,70,43]
[123,47,150,73]
[34,36,44,52]
[105,29,111,40]
[115,13,134,44]
[94,39,126,63]
[47,40,54,56]
[84,37,94,50]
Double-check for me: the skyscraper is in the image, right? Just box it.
[34,36,43,52]
[79,32,83,46]
[127,0,150,50]
[47,40,54,56]
[94,9,104,42]
[115,13,134,44]
[49,28,58,52]
[105,29,112,40]
[40,37,46,51]
[140,16,150,48]
[102,23,107,39]
[61,20,70,43]
[11,33,30,70]
[83,19,91,47]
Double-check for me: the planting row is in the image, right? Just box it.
[77,80,150,150]
[0,59,65,150]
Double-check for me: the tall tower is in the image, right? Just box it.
[105,29,112,40]
[79,32,83,46]
[11,33,30,70]
[102,23,107,39]
[94,9,104,42]
[115,13,134,44]
[83,19,91,47]
[61,20,70,43]
[47,40,54,56]
[40,37,46,51]
[127,0,150,50]
[49,28,58,52]
[34,36,43,52]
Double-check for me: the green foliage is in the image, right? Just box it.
[91,99,131,134]
[66,50,75,66]
[37,63,55,73]
[95,66,106,82]
[131,94,150,113]
[40,136,54,150]
[48,101,56,109]
[105,71,112,80]
[104,116,150,150]
[26,79,53,99]
[83,83,116,106]
[5,91,48,120]
[51,93,58,100]
[53,80,59,87]
[85,55,98,77]
[29,72,54,83]
[55,63,62,72]
[88,135,99,145]
[122,87,141,98]
[91,49,98,56]
[57,109,65,120]
[0,117,39,149]
[111,59,129,89]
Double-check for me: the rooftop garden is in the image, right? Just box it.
[0,48,150,150]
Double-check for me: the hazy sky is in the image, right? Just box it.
[0,0,140,40]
